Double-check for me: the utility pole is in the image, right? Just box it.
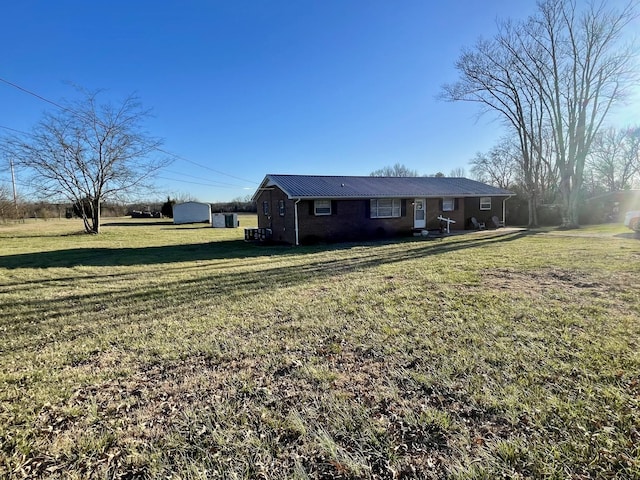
[10,158,18,216]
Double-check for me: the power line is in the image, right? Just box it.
[0,77,75,115]
[0,124,30,135]
[157,175,253,189]
[157,148,258,185]
[0,76,260,186]
[160,169,246,188]
[10,158,17,208]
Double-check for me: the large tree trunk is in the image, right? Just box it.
[527,196,535,227]
[91,198,101,234]
[558,174,579,228]
[524,164,539,227]
[81,214,92,233]
[527,193,539,227]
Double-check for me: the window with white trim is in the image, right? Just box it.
[314,199,331,215]
[442,197,455,211]
[278,199,285,216]
[370,198,401,218]
[262,201,269,216]
[480,197,491,210]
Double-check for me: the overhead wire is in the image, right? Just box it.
[156,148,258,185]
[0,124,31,135]
[0,77,72,113]
[159,169,247,188]
[0,127,254,192]
[156,175,252,189]
[0,76,260,186]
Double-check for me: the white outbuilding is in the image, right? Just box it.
[173,202,211,225]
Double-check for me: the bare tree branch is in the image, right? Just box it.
[1,88,170,233]
[442,0,638,227]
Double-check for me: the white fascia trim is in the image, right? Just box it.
[285,194,514,200]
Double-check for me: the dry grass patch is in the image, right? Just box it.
[0,220,639,478]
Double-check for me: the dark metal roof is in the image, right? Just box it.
[258,174,514,199]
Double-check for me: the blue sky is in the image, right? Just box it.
[1,1,637,203]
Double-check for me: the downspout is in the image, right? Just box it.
[294,199,301,246]
[502,196,512,226]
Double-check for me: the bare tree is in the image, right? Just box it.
[441,24,547,226]
[586,126,640,191]
[0,183,14,220]
[370,163,419,177]
[526,0,637,226]
[469,137,520,190]
[630,127,640,187]
[171,192,201,204]
[449,167,467,177]
[2,89,169,233]
[442,0,637,227]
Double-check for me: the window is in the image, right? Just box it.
[480,197,491,210]
[442,197,455,211]
[370,198,401,218]
[314,199,331,215]
[262,201,269,216]
[278,199,285,216]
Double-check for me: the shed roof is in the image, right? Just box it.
[255,174,514,200]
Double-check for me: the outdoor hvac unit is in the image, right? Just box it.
[244,228,272,242]
[212,213,238,228]
[225,213,238,228]
[212,213,226,228]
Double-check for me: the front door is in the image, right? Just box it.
[414,198,426,229]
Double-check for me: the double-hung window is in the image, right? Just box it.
[442,197,455,211]
[314,199,331,215]
[480,197,491,210]
[278,199,285,216]
[370,198,401,218]
[262,201,269,216]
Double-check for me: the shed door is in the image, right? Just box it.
[414,198,426,229]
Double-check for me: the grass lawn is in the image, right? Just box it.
[0,217,638,479]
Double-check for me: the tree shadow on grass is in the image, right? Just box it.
[1,231,536,355]
[101,221,174,227]
[0,230,533,270]
[0,232,527,351]
[614,232,640,240]
[0,240,286,269]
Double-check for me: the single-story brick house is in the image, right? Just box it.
[251,174,514,245]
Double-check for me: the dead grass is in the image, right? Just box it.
[0,219,639,479]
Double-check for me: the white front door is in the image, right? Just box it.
[414,198,426,229]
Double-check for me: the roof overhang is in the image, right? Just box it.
[282,194,514,200]
[251,174,515,202]
[250,176,277,203]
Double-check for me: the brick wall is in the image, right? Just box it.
[255,188,508,245]
[425,198,466,231]
[255,187,297,244]
[298,199,413,244]
[464,197,506,228]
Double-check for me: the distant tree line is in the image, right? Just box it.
[210,198,257,214]
[158,195,256,218]
[0,199,130,223]
[0,196,257,223]
[369,162,464,178]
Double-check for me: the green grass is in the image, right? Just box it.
[1,217,639,479]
